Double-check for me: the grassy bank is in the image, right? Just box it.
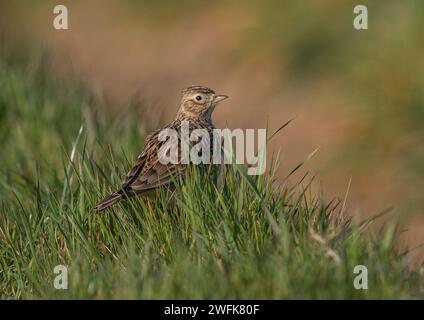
[0,57,422,299]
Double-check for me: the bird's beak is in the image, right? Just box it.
[213,94,229,103]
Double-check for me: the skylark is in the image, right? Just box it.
[94,85,228,212]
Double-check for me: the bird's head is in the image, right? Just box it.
[177,85,228,121]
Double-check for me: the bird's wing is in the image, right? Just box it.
[121,128,185,194]
[120,130,158,189]
[128,161,184,192]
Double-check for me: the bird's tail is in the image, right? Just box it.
[94,192,122,212]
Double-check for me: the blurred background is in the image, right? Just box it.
[1,0,423,262]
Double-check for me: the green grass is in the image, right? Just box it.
[0,57,422,299]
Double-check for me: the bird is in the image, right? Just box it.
[94,85,228,212]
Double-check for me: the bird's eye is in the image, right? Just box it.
[195,95,203,101]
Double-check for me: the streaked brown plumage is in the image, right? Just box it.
[94,85,228,212]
